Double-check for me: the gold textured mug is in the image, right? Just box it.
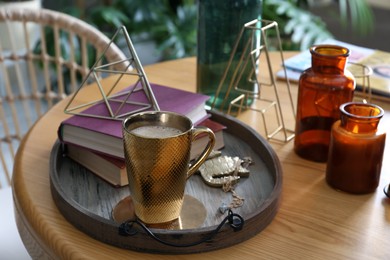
[122,111,215,224]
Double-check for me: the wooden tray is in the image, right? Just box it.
[50,110,282,254]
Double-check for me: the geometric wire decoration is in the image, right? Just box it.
[64,26,159,120]
[213,19,295,142]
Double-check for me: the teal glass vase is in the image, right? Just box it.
[197,0,263,111]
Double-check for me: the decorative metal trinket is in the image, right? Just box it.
[198,155,252,187]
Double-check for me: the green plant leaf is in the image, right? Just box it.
[88,6,130,31]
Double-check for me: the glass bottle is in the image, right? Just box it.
[326,102,386,194]
[196,0,262,110]
[294,45,355,162]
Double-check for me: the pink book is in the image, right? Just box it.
[58,83,210,159]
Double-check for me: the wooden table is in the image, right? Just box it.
[13,53,390,259]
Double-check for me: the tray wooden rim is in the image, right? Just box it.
[50,109,283,254]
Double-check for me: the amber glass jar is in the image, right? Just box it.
[294,45,355,162]
[326,102,386,194]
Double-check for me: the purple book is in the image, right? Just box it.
[58,83,210,158]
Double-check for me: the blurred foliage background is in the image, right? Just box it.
[56,0,374,61]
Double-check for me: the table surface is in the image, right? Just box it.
[12,53,390,259]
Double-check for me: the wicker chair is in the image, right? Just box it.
[0,7,128,259]
[0,8,128,187]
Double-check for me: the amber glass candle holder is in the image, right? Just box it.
[326,102,386,194]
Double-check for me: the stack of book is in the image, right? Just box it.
[58,83,226,187]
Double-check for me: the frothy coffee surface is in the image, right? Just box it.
[131,125,183,138]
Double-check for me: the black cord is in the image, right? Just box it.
[118,209,244,247]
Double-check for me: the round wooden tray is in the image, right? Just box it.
[50,110,282,254]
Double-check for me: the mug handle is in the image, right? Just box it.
[187,126,216,179]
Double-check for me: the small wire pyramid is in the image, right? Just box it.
[64,26,160,121]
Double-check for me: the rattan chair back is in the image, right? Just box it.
[0,8,127,187]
